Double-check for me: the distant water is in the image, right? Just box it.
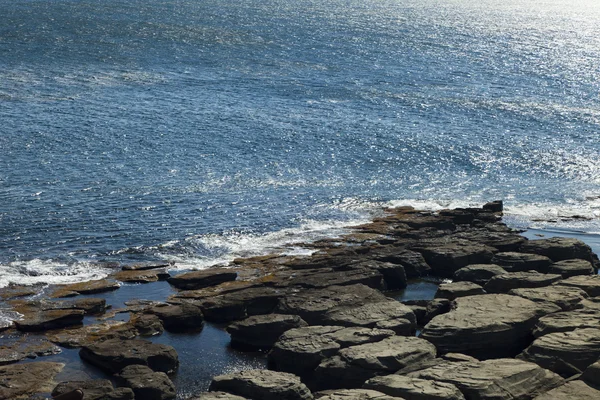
[2,0,600,287]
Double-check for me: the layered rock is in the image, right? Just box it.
[520,238,595,263]
[508,286,588,313]
[554,275,600,297]
[115,364,176,400]
[491,252,552,272]
[145,302,204,332]
[168,268,237,290]
[209,369,313,400]
[314,389,399,399]
[547,259,594,278]
[227,314,308,350]
[531,380,600,400]
[412,239,496,277]
[483,271,561,293]
[453,264,507,286]
[533,309,600,337]
[364,374,465,400]
[434,282,485,300]
[52,380,135,400]
[0,362,64,400]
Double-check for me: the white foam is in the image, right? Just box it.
[0,259,110,289]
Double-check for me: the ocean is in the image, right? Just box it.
[2,0,600,287]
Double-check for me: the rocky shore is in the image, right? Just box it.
[2,201,600,399]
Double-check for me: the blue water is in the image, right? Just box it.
[2,0,600,286]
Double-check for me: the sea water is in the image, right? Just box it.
[2,0,600,286]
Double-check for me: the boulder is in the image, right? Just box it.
[115,365,176,400]
[453,264,507,286]
[227,314,308,350]
[434,282,485,300]
[407,358,564,400]
[195,286,286,322]
[483,200,503,213]
[532,310,600,337]
[0,362,64,400]
[313,336,437,390]
[423,299,451,325]
[554,275,600,297]
[209,369,313,400]
[113,269,170,283]
[14,309,85,332]
[52,380,135,400]
[491,252,552,273]
[518,328,600,376]
[520,238,595,263]
[483,271,561,293]
[314,389,399,399]
[146,302,204,332]
[532,380,600,400]
[352,261,408,289]
[421,294,546,359]
[364,374,465,400]
[581,360,600,387]
[509,286,588,312]
[79,338,179,374]
[547,259,594,278]
[168,268,237,290]
[412,240,496,277]
[369,249,431,278]
[130,313,164,336]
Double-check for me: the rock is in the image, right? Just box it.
[491,252,552,272]
[423,299,451,325]
[46,321,138,348]
[0,338,61,365]
[314,389,399,399]
[441,353,478,363]
[269,267,385,291]
[194,286,286,322]
[191,393,247,400]
[35,298,108,315]
[364,374,465,400]
[483,271,561,293]
[115,365,176,400]
[520,238,595,263]
[227,314,308,350]
[146,302,204,332]
[130,313,164,336]
[122,262,170,271]
[451,230,526,252]
[51,279,121,298]
[324,301,416,335]
[353,261,408,289]
[113,269,170,283]
[52,380,135,400]
[14,309,85,332]
[369,249,432,278]
[518,328,600,376]
[0,361,64,400]
[532,380,600,400]
[313,336,437,390]
[167,268,237,290]
[581,360,600,387]
[79,338,179,374]
[554,275,600,296]
[453,264,507,286]
[483,200,503,213]
[509,286,588,312]
[532,310,600,338]
[209,369,313,400]
[547,259,594,278]
[412,239,496,277]
[407,358,563,400]
[268,326,395,376]
[434,282,485,300]
[421,294,547,358]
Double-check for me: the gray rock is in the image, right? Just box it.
[52,279,121,297]
[79,339,179,374]
[270,267,385,291]
[196,286,286,322]
[314,389,399,399]
[168,268,237,290]
[547,259,594,278]
[533,310,600,338]
[115,365,176,400]
[453,264,507,286]
[520,237,595,263]
[113,268,170,283]
[412,240,496,277]
[423,299,451,325]
[0,338,61,365]
[407,358,564,400]
[191,393,247,400]
[353,261,408,290]
[146,302,204,332]
[509,286,588,312]
[314,336,437,390]
[324,301,416,335]
[532,380,600,400]
[52,380,135,400]
[518,328,600,376]
[0,362,64,400]
[581,360,600,387]
[554,275,600,297]
[434,282,485,300]
[483,200,503,213]
[421,294,547,358]
[370,249,432,278]
[484,271,561,293]
[491,252,553,273]
[14,309,85,332]
[209,369,313,400]
[227,314,308,349]
[131,313,164,336]
[364,374,465,400]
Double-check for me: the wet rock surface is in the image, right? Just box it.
[227,314,308,349]
[52,379,135,400]
[209,369,314,400]
[115,364,176,400]
[0,361,64,400]
[168,268,238,290]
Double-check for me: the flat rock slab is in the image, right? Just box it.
[14,309,85,332]
[314,336,437,390]
[491,252,552,272]
[269,326,395,376]
[369,248,431,278]
[52,279,121,298]
[116,364,176,400]
[227,314,308,350]
[581,360,600,387]
[192,393,247,400]
[168,268,237,290]
[532,380,600,400]
[554,275,600,297]
[364,374,465,400]
[450,230,526,252]
[52,379,134,400]
[407,358,564,400]
[518,328,600,376]
[146,302,204,332]
[113,268,170,283]
[209,369,313,400]
[122,262,170,271]
[434,282,485,300]
[269,267,384,291]
[547,259,594,278]
[412,240,496,277]
[0,338,61,365]
[314,389,399,399]
[520,237,595,262]
[323,300,416,335]
[453,264,507,286]
[509,286,588,312]
[79,338,179,374]
[46,320,139,348]
[421,294,546,359]
[0,361,64,400]
[484,271,561,293]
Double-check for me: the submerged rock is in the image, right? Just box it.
[209,369,313,400]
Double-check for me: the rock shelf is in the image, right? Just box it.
[1,200,600,400]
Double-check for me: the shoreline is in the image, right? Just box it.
[2,201,600,399]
